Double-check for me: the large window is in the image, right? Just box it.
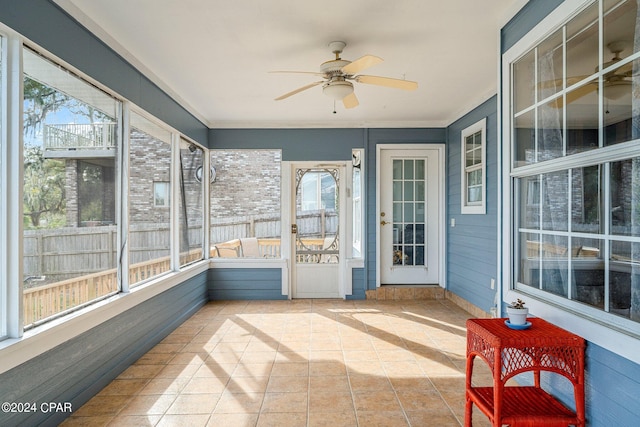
[22,47,120,327]
[507,0,640,331]
[129,111,172,286]
[209,150,281,258]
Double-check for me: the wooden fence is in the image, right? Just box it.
[22,211,334,325]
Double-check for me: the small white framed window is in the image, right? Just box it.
[153,181,170,207]
[461,118,486,214]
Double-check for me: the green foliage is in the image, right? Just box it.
[23,145,66,228]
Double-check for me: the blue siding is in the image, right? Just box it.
[0,273,208,427]
[208,268,286,300]
[446,97,499,313]
[501,2,640,426]
[0,0,208,144]
[501,0,564,53]
[347,268,366,300]
[209,128,365,159]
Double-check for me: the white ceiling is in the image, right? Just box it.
[55,0,527,129]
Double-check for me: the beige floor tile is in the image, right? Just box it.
[266,375,309,393]
[72,395,130,417]
[60,415,114,426]
[165,393,220,414]
[348,374,393,391]
[68,300,480,426]
[213,391,264,413]
[97,379,149,396]
[225,376,270,393]
[107,414,162,426]
[156,414,210,427]
[308,390,354,413]
[182,376,229,394]
[270,361,309,377]
[256,411,307,427]
[138,377,189,395]
[309,360,347,376]
[356,410,409,426]
[309,375,350,392]
[119,394,177,415]
[353,389,402,412]
[206,413,259,427]
[308,411,357,427]
[261,391,308,413]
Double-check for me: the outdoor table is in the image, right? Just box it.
[465,317,585,427]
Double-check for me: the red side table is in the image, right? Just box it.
[465,317,585,427]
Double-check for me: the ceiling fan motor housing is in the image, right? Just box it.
[323,78,354,100]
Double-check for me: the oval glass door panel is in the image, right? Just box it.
[295,168,339,264]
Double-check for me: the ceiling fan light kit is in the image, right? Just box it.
[272,41,417,109]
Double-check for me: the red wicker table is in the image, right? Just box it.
[465,318,585,427]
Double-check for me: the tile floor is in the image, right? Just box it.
[61,299,493,426]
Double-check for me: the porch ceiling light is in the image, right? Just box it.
[323,79,353,100]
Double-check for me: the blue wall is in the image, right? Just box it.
[0,272,208,426]
[0,0,208,145]
[208,268,286,300]
[501,2,640,425]
[446,97,499,313]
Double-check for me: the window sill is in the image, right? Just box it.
[504,288,640,365]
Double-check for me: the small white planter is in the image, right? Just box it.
[506,307,529,325]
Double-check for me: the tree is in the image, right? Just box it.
[23,145,66,228]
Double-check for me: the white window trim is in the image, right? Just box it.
[501,0,640,365]
[461,118,486,214]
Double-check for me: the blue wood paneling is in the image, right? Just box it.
[347,268,366,300]
[0,0,208,144]
[0,272,208,426]
[446,96,498,313]
[501,0,564,53]
[208,268,286,300]
[208,128,365,159]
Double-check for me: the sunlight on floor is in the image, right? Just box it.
[61,299,493,427]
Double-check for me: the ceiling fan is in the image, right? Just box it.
[271,41,418,109]
[543,41,633,107]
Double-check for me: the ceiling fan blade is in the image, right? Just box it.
[343,92,359,109]
[549,82,596,108]
[355,75,418,90]
[341,55,383,75]
[274,81,324,100]
[269,70,326,77]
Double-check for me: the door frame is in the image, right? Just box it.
[375,144,446,288]
[284,161,348,299]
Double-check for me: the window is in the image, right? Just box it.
[153,182,170,207]
[506,0,640,334]
[461,118,486,214]
[22,47,120,327]
[129,111,172,285]
[210,150,281,258]
[178,139,204,266]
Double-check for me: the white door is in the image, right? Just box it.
[378,147,442,285]
[291,165,344,298]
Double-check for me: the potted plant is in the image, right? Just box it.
[506,298,529,326]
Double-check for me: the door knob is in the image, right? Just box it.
[380,220,389,226]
